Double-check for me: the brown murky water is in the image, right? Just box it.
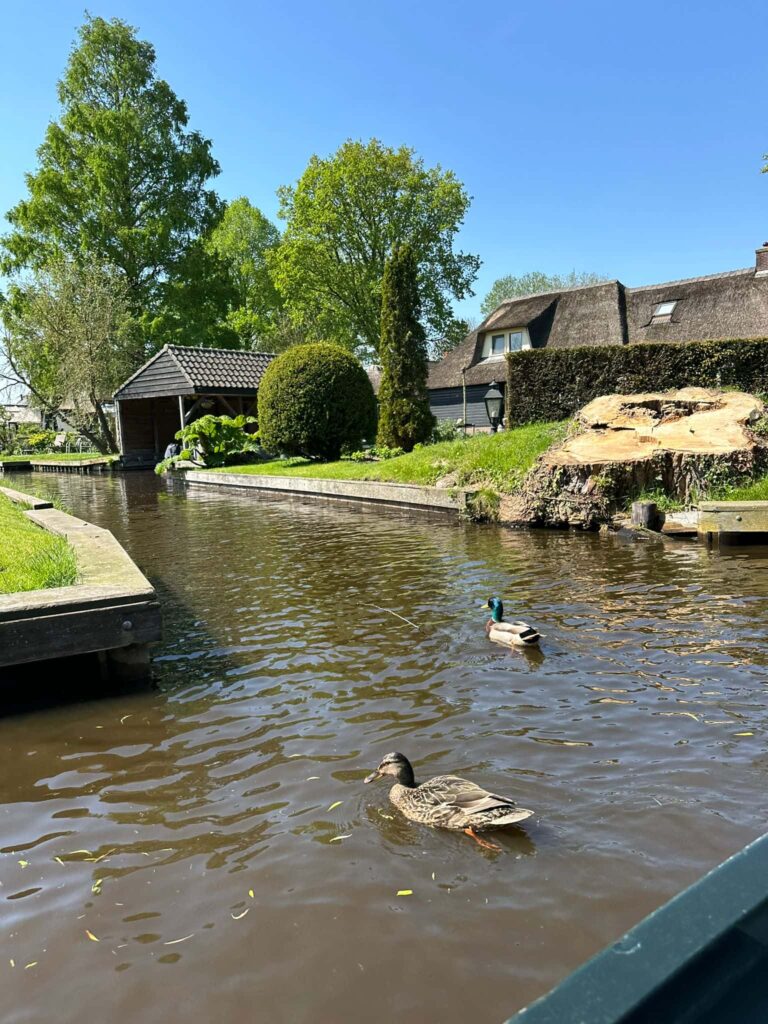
[2,471,768,1024]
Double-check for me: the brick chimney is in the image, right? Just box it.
[757,242,768,276]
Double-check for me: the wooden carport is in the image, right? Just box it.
[114,345,274,466]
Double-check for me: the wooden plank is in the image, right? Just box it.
[698,502,768,533]
[0,599,162,668]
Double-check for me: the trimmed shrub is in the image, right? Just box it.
[258,342,377,460]
[506,337,768,425]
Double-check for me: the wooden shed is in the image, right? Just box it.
[114,345,274,466]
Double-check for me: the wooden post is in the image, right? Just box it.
[632,501,661,531]
[178,395,185,431]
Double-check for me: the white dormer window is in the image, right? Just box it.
[652,301,677,320]
[480,329,532,359]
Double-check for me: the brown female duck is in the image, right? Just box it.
[364,752,534,850]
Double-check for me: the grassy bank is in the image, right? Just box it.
[0,453,114,463]
[0,495,78,594]
[210,422,568,492]
[714,476,768,502]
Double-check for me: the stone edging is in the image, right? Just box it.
[182,470,470,516]
[0,485,161,675]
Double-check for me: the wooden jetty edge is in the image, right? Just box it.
[0,485,161,680]
[506,830,768,1023]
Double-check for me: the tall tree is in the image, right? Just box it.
[1,259,136,453]
[481,271,609,316]
[376,244,434,452]
[1,14,232,356]
[205,197,285,349]
[268,139,480,357]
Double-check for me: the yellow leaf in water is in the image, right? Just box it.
[91,880,103,894]
[24,962,37,970]
[329,835,351,842]
[735,731,754,736]
[9,959,15,968]
[396,890,413,897]
[85,930,100,942]
[248,889,254,899]
[327,801,342,811]
[231,908,249,920]
[18,860,28,868]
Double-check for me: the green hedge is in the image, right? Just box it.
[506,337,768,425]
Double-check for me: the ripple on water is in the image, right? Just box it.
[1,473,768,1024]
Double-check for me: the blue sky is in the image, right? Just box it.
[1,0,766,320]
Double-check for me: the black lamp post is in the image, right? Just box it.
[484,382,504,432]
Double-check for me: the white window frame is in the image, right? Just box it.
[652,300,677,319]
[480,328,532,359]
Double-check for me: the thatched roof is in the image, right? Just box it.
[429,264,768,390]
[626,268,768,343]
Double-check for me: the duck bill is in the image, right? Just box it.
[481,602,490,610]
[364,769,382,784]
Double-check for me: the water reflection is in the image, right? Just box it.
[1,471,767,1023]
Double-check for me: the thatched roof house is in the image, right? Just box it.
[429,244,768,428]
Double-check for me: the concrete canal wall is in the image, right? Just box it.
[0,485,161,680]
[182,470,469,517]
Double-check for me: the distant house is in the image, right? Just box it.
[1,404,44,429]
[114,345,274,466]
[428,243,768,428]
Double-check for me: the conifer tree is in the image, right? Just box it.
[377,245,434,451]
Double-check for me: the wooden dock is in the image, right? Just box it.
[698,500,768,541]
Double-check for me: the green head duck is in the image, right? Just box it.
[483,597,504,623]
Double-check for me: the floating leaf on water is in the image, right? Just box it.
[24,962,37,970]
[396,890,413,897]
[431,872,435,881]
[532,738,593,747]
[9,959,15,968]
[735,731,754,736]
[91,879,103,895]
[327,801,342,811]
[85,930,100,942]
[87,849,116,864]
[163,934,194,946]
[54,857,64,866]
[248,890,254,899]
[231,908,249,920]
[329,835,351,843]
[18,860,28,868]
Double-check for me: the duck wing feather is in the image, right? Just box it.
[417,775,532,829]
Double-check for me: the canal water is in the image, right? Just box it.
[2,472,768,1024]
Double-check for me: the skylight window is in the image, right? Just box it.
[653,301,677,318]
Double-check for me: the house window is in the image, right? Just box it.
[652,301,677,320]
[508,331,524,352]
[480,328,532,359]
[491,334,506,356]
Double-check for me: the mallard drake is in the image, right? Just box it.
[483,597,541,647]
[364,752,534,850]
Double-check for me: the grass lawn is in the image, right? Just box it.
[211,421,568,491]
[0,452,115,463]
[714,476,768,502]
[0,494,78,594]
